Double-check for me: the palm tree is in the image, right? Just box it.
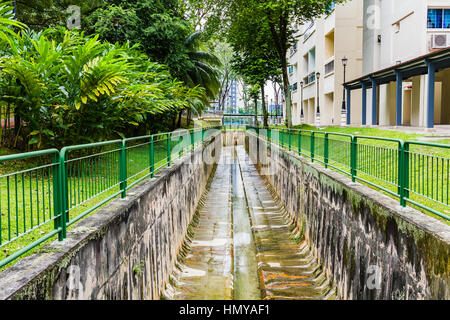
[0,2,25,44]
[177,31,221,126]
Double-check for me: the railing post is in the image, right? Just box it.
[351,136,357,182]
[311,132,315,162]
[167,133,171,167]
[399,142,409,207]
[288,129,292,151]
[53,153,64,241]
[59,150,68,240]
[178,133,182,158]
[119,140,127,198]
[324,133,329,169]
[191,130,195,152]
[150,136,154,178]
[298,131,302,156]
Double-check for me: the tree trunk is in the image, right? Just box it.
[171,112,177,131]
[254,97,258,126]
[261,83,268,128]
[187,108,192,127]
[281,57,292,128]
[177,110,183,128]
[268,17,291,128]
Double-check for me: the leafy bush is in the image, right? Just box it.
[0,25,206,149]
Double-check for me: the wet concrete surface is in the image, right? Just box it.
[163,146,335,300]
[162,147,234,300]
[236,147,336,300]
[231,148,261,300]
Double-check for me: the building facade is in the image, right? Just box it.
[359,0,450,127]
[286,0,364,126]
[286,0,450,129]
[225,80,239,113]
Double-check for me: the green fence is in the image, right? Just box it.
[247,126,450,222]
[0,126,221,268]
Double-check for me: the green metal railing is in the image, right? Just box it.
[247,126,450,221]
[0,126,221,268]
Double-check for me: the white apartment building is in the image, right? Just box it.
[346,0,450,128]
[286,0,364,126]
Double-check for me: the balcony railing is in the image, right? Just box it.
[303,72,316,85]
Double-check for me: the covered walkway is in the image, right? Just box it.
[344,47,450,128]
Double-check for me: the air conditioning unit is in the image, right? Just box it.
[431,34,448,49]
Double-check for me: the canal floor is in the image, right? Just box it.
[163,146,335,300]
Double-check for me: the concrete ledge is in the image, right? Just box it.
[246,132,450,300]
[0,133,222,300]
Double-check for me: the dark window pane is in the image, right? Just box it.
[428,9,443,28]
[444,9,450,28]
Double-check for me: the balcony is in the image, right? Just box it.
[303,22,315,42]
[303,72,316,86]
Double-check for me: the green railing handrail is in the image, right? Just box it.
[0,126,221,268]
[246,126,450,222]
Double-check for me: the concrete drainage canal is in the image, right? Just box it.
[1,130,448,300]
[162,145,336,300]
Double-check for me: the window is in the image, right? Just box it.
[325,60,335,75]
[428,8,450,29]
[289,65,294,74]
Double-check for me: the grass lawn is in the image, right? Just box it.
[0,131,205,271]
[259,125,450,224]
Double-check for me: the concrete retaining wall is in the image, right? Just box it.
[0,132,222,300]
[245,132,450,300]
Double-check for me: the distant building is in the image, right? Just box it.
[224,80,239,114]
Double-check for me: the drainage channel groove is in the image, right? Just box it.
[162,145,336,300]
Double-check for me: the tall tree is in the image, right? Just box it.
[210,41,235,112]
[225,0,281,127]
[221,0,343,127]
[232,53,280,127]
[15,0,101,29]
[83,0,192,80]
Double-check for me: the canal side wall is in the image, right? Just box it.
[245,132,450,300]
[0,132,222,300]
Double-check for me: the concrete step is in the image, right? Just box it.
[236,147,337,300]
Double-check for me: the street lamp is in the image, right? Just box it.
[300,81,304,118]
[112,18,121,43]
[316,72,321,115]
[342,56,348,111]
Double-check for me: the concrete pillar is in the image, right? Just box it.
[427,61,436,128]
[371,78,377,126]
[361,82,367,125]
[346,88,351,125]
[395,70,403,126]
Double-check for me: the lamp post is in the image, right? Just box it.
[316,72,321,116]
[300,81,304,119]
[342,56,348,111]
[113,18,120,43]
